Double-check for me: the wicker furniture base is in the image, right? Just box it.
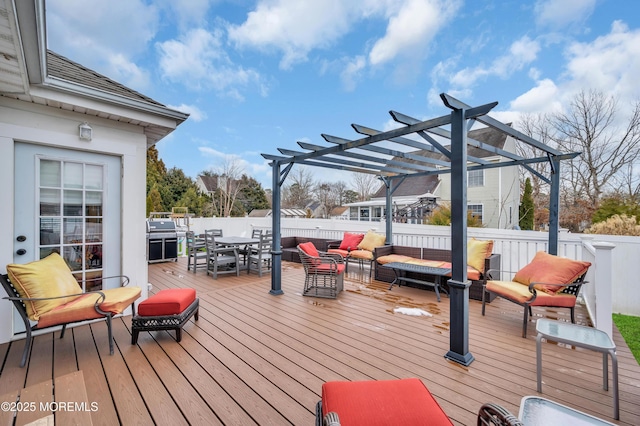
[131,298,199,344]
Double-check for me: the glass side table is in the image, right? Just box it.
[519,396,616,426]
[535,319,619,420]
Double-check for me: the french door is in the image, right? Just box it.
[14,143,122,293]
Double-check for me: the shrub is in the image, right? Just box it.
[585,214,640,236]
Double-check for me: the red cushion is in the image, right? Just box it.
[313,264,346,274]
[339,232,365,251]
[328,248,349,258]
[138,288,196,316]
[299,242,319,257]
[322,378,452,426]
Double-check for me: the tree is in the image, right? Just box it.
[519,178,534,230]
[352,172,380,201]
[282,167,314,208]
[591,193,640,224]
[146,186,164,216]
[146,146,166,193]
[238,175,270,213]
[553,90,640,205]
[205,158,248,217]
[342,189,359,204]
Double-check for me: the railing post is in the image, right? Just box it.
[590,242,615,338]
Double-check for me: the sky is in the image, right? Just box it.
[45,0,640,190]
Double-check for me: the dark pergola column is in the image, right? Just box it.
[444,104,474,366]
[548,157,561,255]
[269,160,283,295]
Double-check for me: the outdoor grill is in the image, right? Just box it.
[146,219,178,263]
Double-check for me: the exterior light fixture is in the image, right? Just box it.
[79,122,92,141]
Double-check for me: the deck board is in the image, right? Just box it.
[0,257,638,425]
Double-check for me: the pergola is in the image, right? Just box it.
[261,93,580,366]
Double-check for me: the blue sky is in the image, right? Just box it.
[46,0,640,189]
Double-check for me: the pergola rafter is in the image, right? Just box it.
[261,93,580,366]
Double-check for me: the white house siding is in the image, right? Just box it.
[0,96,149,344]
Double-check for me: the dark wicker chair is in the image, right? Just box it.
[298,244,345,299]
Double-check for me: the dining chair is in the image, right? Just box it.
[247,233,272,277]
[240,229,263,265]
[186,231,207,273]
[204,232,240,279]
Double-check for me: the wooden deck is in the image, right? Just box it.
[1,257,638,425]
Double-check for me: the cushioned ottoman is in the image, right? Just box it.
[316,378,453,426]
[131,288,199,344]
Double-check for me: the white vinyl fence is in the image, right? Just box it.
[185,216,640,336]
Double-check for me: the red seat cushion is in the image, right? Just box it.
[312,264,346,274]
[321,378,452,426]
[138,288,196,316]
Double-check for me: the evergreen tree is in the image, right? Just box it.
[519,178,534,230]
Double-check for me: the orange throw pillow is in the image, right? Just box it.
[513,251,591,293]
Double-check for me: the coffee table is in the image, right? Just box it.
[382,262,451,302]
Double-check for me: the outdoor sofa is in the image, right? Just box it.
[373,239,500,301]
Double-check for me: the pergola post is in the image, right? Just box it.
[384,178,393,245]
[270,160,283,295]
[444,105,474,366]
[548,157,561,255]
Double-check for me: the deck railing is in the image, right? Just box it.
[186,216,640,335]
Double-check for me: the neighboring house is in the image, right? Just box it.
[196,175,219,196]
[0,1,188,345]
[329,206,349,220]
[343,126,520,229]
[305,201,325,218]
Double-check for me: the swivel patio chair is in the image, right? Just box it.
[481,251,591,337]
[298,242,345,298]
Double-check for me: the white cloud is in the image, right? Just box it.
[340,56,367,91]
[167,104,207,122]
[156,28,264,100]
[227,0,356,70]
[450,36,540,88]
[369,0,460,66]
[562,21,640,106]
[534,0,595,29]
[509,79,562,114]
[198,146,272,187]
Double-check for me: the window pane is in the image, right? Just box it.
[85,164,103,189]
[40,188,61,215]
[63,190,83,216]
[86,244,102,270]
[87,218,103,242]
[40,218,60,245]
[63,218,83,244]
[40,160,61,187]
[64,162,83,189]
[86,191,103,216]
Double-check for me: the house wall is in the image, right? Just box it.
[436,148,520,228]
[0,96,149,344]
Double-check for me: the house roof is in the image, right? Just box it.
[46,51,163,106]
[330,206,349,216]
[198,175,219,193]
